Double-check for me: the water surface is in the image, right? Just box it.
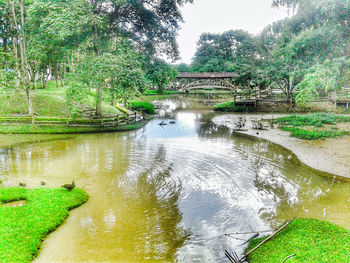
[0,98,349,262]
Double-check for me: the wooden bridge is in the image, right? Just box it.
[174,72,238,92]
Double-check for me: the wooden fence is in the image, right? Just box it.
[0,112,144,127]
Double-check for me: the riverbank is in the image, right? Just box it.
[212,113,350,179]
[246,218,350,263]
[0,120,148,134]
[0,187,88,262]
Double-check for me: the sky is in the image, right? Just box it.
[176,0,290,64]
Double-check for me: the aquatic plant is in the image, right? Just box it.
[281,127,348,140]
[274,113,350,127]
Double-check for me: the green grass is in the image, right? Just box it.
[274,113,350,127]
[0,82,122,117]
[247,218,350,263]
[143,89,183,95]
[129,101,156,114]
[281,127,349,140]
[0,187,88,262]
[0,121,147,134]
[272,113,350,140]
[214,101,255,112]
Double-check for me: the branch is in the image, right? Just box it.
[241,217,297,261]
[283,254,296,262]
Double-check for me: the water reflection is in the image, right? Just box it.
[0,98,349,262]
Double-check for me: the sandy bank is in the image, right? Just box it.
[212,114,350,179]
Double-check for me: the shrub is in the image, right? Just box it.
[129,101,155,114]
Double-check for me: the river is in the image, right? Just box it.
[0,97,349,262]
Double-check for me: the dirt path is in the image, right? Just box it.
[212,114,350,179]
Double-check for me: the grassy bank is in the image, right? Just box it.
[273,113,350,140]
[214,101,255,112]
[0,187,88,262]
[0,83,121,117]
[0,121,147,134]
[143,89,183,95]
[247,218,350,263]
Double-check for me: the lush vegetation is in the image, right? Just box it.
[0,187,88,262]
[176,0,350,106]
[274,113,350,127]
[128,101,156,115]
[272,113,350,139]
[0,0,191,119]
[143,90,183,96]
[281,127,348,140]
[247,218,350,263]
[214,101,255,112]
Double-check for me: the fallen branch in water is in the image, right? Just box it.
[225,250,242,263]
[241,217,297,262]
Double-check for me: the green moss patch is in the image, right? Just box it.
[0,187,88,262]
[247,218,350,263]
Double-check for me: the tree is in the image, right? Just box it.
[295,57,350,106]
[146,59,177,94]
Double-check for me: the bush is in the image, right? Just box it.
[129,101,155,114]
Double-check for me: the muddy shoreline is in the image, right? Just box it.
[212,113,350,180]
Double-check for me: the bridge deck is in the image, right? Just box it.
[177,72,238,79]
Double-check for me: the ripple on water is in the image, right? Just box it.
[1,101,349,262]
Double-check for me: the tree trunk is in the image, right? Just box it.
[95,85,102,117]
[25,87,33,117]
[55,64,59,88]
[111,90,116,106]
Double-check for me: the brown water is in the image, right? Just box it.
[0,98,349,262]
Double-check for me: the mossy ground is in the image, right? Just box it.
[0,187,88,262]
[247,218,350,263]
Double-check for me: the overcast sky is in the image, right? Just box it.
[176,0,290,64]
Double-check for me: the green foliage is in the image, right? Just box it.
[274,113,350,127]
[247,218,350,262]
[281,126,348,139]
[295,57,350,106]
[0,187,88,262]
[129,101,155,115]
[146,59,177,94]
[214,101,255,112]
[143,90,183,95]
